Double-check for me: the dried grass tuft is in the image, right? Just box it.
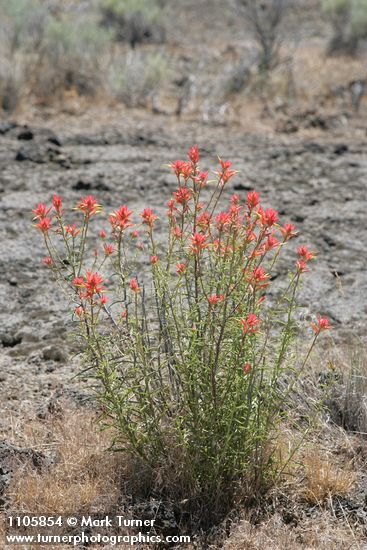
[8,409,121,515]
[302,450,355,504]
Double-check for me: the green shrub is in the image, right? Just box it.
[109,51,169,107]
[0,0,48,52]
[323,0,367,54]
[0,0,48,110]
[33,148,332,526]
[98,0,166,46]
[35,14,112,97]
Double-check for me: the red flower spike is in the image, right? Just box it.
[130,278,141,293]
[216,211,231,232]
[297,246,316,261]
[100,295,108,305]
[99,230,107,239]
[65,224,81,237]
[216,158,238,185]
[109,205,133,231]
[247,190,260,210]
[197,212,212,231]
[42,256,53,266]
[150,255,159,264]
[247,266,270,289]
[32,203,52,220]
[311,316,331,335]
[104,243,114,256]
[167,199,176,218]
[172,227,183,239]
[296,259,310,273]
[240,313,261,335]
[280,223,297,241]
[176,263,186,274]
[75,306,83,317]
[173,187,191,206]
[76,195,101,218]
[219,158,232,171]
[188,145,199,165]
[141,208,158,228]
[53,195,62,215]
[189,233,208,254]
[169,160,185,177]
[208,294,220,306]
[243,363,251,374]
[36,217,52,233]
[264,234,280,251]
[194,171,209,188]
[260,208,278,227]
[181,162,194,180]
[84,272,105,298]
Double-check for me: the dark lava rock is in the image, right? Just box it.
[15,143,69,166]
[42,345,67,363]
[0,120,17,135]
[17,129,34,141]
[334,144,349,155]
[276,118,299,134]
[14,125,62,145]
[1,333,22,348]
[72,177,110,192]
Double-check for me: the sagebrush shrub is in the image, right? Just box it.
[108,50,169,107]
[33,147,331,521]
[98,0,166,46]
[323,0,367,55]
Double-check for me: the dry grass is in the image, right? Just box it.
[1,403,365,549]
[302,450,356,504]
[222,511,363,550]
[7,409,121,516]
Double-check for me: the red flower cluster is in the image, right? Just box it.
[76,195,101,218]
[65,224,80,237]
[216,158,238,185]
[32,203,51,219]
[109,205,133,232]
[296,245,316,273]
[311,316,331,335]
[173,187,191,207]
[73,271,105,300]
[188,145,199,165]
[207,294,225,306]
[36,217,52,233]
[130,278,141,293]
[104,243,114,256]
[259,207,278,227]
[53,195,62,215]
[141,208,158,228]
[240,313,261,335]
[169,160,193,180]
[189,233,208,255]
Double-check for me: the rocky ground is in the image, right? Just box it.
[0,110,366,425]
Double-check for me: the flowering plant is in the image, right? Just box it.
[33,146,330,517]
